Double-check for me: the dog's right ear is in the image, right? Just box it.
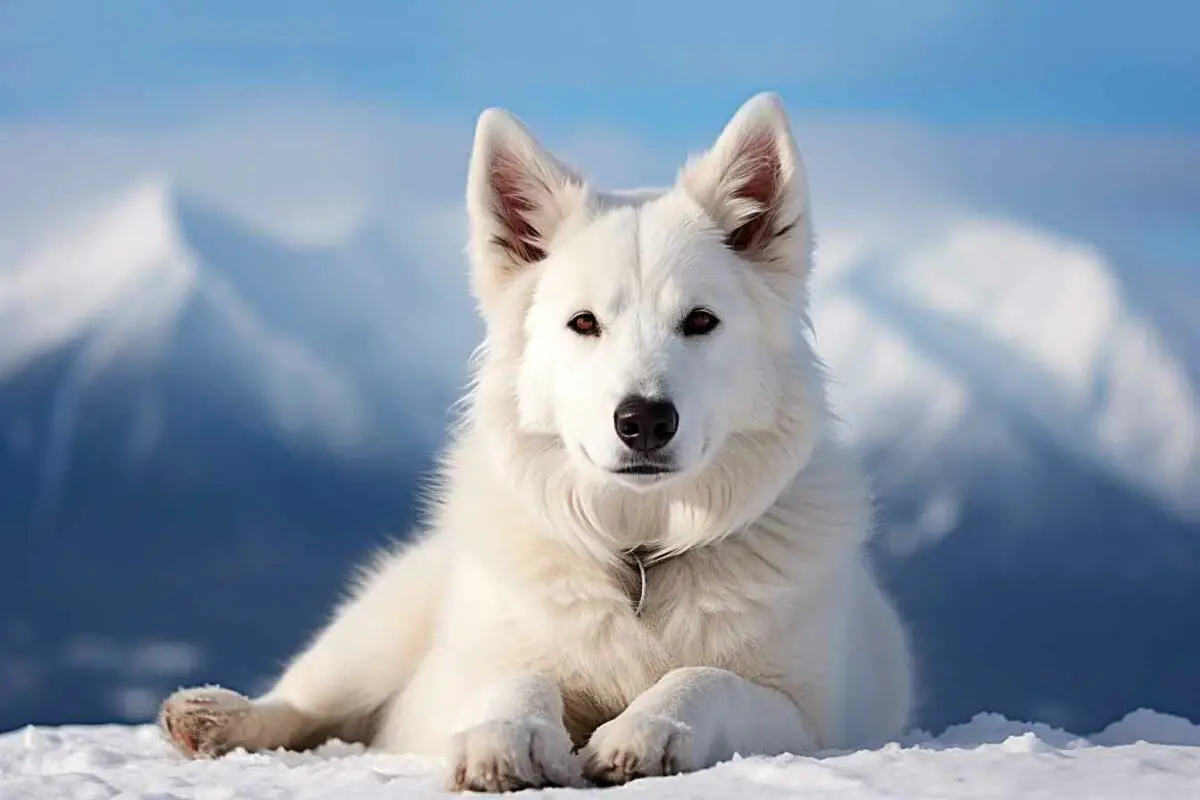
[678,93,809,279]
[466,108,587,304]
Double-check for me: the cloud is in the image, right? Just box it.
[0,98,465,252]
[2,92,1197,305]
[790,117,1200,255]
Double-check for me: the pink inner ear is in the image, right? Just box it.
[725,130,783,254]
[489,154,547,265]
[734,130,781,207]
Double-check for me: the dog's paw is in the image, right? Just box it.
[447,717,585,793]
[581,713,696,785]
[159,686,255,759]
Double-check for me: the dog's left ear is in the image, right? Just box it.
[466,108,588,305]
[679,93,810,273]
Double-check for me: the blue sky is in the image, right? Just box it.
[4,0,1198,134]
[0,0,1196,283]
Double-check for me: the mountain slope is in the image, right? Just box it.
[0,181,451,730]
[813,217,1200,520]
[811,218,1200,732]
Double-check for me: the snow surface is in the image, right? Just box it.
[4,710,1200,799]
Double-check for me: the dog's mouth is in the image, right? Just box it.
[613,463,676,476]
[578,446,680,482]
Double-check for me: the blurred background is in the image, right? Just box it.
[1,1,1198,737]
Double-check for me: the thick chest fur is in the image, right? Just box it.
[443,506,818,747]
[543,549,791,747]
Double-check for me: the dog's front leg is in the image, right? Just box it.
[445,672,585,793]
[581,666,816,784]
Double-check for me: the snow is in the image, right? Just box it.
[4,710,1199,799]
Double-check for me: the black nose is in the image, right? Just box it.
[613,395,679,453]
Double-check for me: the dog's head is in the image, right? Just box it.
[465,94,822,503]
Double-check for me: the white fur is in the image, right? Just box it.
[160,92,914,792]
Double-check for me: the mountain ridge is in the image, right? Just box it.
[814,217,1200,522]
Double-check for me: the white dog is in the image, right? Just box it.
[159,93,914,792]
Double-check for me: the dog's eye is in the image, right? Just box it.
[681,308,720,337]
[567,311,601,337]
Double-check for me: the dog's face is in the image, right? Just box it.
[517,197,784,488]
[466,94,813,491]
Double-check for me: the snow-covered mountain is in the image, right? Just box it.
[813,217,1200,524]
[0,181,468,730]
[1,179,476,463]
[811,218,1200,733]
[1,181,1197,739]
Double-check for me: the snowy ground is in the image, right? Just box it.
[3,710,1200,799]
